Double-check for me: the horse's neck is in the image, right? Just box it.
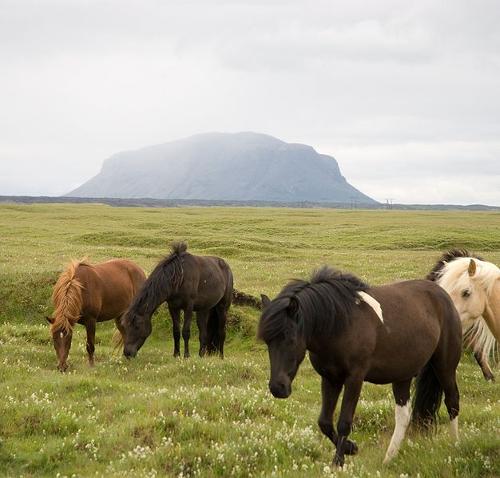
[140,296,163,318]
[136,284,168,318]
[304,320,335,356]
[54,272,84,329]
[484,282,500,342]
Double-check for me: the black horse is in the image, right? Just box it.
[258,266,462,466]
[122,242,233,358]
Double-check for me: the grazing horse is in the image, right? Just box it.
[46,259,146,371]
[122,242,233,359]
[258,266,462,466]
[428,249,500,381]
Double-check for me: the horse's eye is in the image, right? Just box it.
[461,289,471,298]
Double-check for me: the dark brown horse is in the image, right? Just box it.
[122,242,233,359]
[258,266,462,466]
[46,259,146,371]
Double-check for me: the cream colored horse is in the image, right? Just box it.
[430,252,500,380]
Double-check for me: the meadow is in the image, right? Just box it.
[0,203,499,478]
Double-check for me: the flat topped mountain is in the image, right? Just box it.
[67,132,376,203]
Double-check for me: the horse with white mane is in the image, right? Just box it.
[428,250,500,380]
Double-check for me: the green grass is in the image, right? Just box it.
[0,204,499,477]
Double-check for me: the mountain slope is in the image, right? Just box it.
[67,132,376,203]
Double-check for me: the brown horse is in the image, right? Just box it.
[46,259,146,371]
[122,242,233,359]
[259,266,462,466]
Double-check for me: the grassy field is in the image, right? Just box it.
[0,204,499,478]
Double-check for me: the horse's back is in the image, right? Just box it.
[372,279,460,327]
[200,255,231,272]
[180,253,233,309]
[375,279,461,336]
[106,259,146,291]
[360,280,461,383]
[77,259,146,321]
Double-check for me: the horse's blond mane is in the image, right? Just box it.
[463,317,499,363]
[51,259,89,333]
[437,257,500,297]
[437,256,500,365]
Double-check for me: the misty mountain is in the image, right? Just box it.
[67,132,376,204]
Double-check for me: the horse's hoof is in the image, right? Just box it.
[173,352,180,358]
[344,440,358,455]
[333,454,345,467]
[484,373,495,382]
[184,353,190,359]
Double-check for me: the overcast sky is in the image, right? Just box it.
[1,0,499,205]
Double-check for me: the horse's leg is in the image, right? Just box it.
[445,380,460,443]
[474,351,495,381]
[434,368,460,442]
[85,319,96,366]
[334,375,363,467]
[168,305,181,358]
[383,379,412,464]
[196,310,209,357]
[318,377,358,455]
[432,341,461,443]
[182,304,194,358]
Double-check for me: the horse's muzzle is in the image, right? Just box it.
[123,347,137,359]
[269,380,291,399]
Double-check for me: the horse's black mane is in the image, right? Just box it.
[426,249,483,282]
[128,241,187,318]
[258,266,369,342]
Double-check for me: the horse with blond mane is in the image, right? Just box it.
[46,259,146,371]
[428,249,500,380]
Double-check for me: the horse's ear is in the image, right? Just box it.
[468,259,477,277]
[260,294,271,309]
[45,316,55,324]
[287,297,299,319]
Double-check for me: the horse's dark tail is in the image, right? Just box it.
[411,361,443,430]
[206,308,220,355]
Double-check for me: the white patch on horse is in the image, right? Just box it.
[450,417,459,442]
[358,291,384,323]
[383,401,411,464]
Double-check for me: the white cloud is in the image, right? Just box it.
[331,141,500,205]
[0,0,499,204]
